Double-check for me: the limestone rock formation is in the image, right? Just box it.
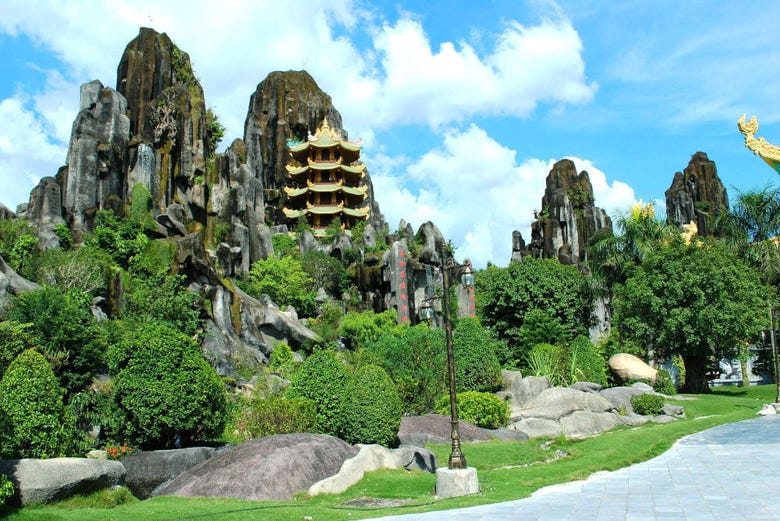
[665,152,729,236]
[524,159,612,266]
[62,80,130,235]
[23,176,66,249]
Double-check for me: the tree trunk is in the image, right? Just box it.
[682,355,711,393]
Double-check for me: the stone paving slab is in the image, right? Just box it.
[369,415,780,520]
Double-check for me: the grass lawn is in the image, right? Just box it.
[4,384,773,521]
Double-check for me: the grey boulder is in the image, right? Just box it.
[122,446,216,499]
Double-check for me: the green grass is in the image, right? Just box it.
[3,385,772,521]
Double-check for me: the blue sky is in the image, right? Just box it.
[1,0,779,268]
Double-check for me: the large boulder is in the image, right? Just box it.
[397,414,493,446]
[500,372,549,410]
[599,383,657,414]
[508,417,562,439]
[608,353,658,384]
[121,446,216,499]
[512,387,614,422]
[155,434,357,500]
[559,411,621,439]
[0,458,125,506]
[308,444,437,496]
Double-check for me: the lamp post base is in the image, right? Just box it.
[435,467,479,498]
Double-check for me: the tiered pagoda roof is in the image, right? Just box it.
[283,119,370,233]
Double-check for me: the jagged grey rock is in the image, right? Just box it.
[502,373,549,411]
[570,381,603,393]
[662,404,685,418]
[155,434,358,500]
[508,417,562,439]
[599,384,655,414]
[0,255,40,310]
[665,151,729,237]
[416,221,445,265]
[25,176,66,249]
[122,446,216,499]
[0,458,125,506]
[308,444,437,496]
[0,203,15,220]
[62,80,130,234]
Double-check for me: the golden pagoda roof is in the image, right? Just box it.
[738,114,780,174]
[288,118,362,163]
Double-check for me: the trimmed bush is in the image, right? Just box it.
[286,350,349,436]
[107,323,228,449]
[653,369,677,395]
[340,364,403,446]
[0,349,70,458]
[234,395,317,441]
[631,393,665,415]
[435,391,509,430]
[452,317,503,393]
[365,324,447,415]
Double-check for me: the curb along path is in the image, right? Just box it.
[370,415,780,520]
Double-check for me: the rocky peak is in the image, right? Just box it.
[524,159,612,266]
[664,151,729,236]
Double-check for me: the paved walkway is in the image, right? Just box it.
[371,415,780,521]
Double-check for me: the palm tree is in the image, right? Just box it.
[715,185,780,285]
[588,201,679,287]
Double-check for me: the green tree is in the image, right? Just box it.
[123,273,202,337]
[0,321,40,380]
[452,317,502,392]
[246,255,316,316]
[715,185,780,285]
[365,324,446,414]
[615,237,771,393]
[107,322,228,449]
[476,257,593,351]
[0,349,70,458]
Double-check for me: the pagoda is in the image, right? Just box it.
[283,119,369,235]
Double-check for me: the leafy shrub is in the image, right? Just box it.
[5,287,107,398]
[631,393,665,415]
[233,395,316,441]
[107,322,228,449]
[37,246,112,295]
[568,336,608,386]
[339,309,398,350]
[653,369,677,395]
[0,321,40,380]
[0,349,70,458]
[452,317,503,393]
[340,364,402,446]
[53,223,74,250]
[301,250,349,295]
[285,350,349,436]
[123,273,201,336]
[0,474,14,509]
[85,210,149,268]
[518,309,571,355]
[269,342,298,379]
[246,255,316,316]
[435,391,509,430]
[271,233,298,257]
[365,324,446,415]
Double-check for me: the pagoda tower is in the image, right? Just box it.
[283,119,370,235]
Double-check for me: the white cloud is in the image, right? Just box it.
[359,15,596,129]
[0,96,66,210]
[565,157,638,220]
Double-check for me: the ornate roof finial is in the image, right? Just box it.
[738,114,780,174]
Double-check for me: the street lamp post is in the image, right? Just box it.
[419,258,474,469]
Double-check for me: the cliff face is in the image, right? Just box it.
[665,152,729,236]
[524,159,612,266]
